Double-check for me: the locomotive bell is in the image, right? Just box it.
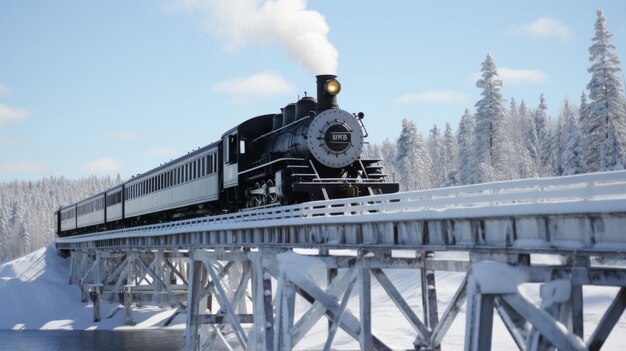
[282,103,296,126]
[316,75,340,111]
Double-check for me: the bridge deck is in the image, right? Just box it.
[57,170,626,256]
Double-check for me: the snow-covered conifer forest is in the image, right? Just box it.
[1,10,625,264]
[0,176,121,263]
[365,10,626,188]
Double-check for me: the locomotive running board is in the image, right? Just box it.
[240,203,282,212]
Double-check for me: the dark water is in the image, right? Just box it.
[0,330,184,351]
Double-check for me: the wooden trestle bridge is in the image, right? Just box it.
[56,171,626,350]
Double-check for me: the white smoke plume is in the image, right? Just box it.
[168,0,338,75]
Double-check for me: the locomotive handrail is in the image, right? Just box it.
[57,170,626,245]
[252,115,312,142]
[238,157,304,175]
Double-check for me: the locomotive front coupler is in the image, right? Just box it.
[340,184,360,198]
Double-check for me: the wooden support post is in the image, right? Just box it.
[475,294,495,351]
[275,272,296,351]
[94,253,102,287]
[569,256,588,340]
[90,285,101,322]
[465,281,495,351]
[68,254,76,285]
[169,263,177,285]
[421,251,439,332]
[128,252,137,287]
[262,264,274,351]
[322,248,337,332]
[81,283,89,303]
[571,283,584,338]
[153,251,165,305]
[250,252,274,351]
[185,258,205,351]
[251,253,265,351]
[358,265,372,351]
[420,262,429,327]
[465,284,495,351]
[124,285,134,325]
[327,267,338,332]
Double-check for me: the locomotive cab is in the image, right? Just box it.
[222,130,239,189]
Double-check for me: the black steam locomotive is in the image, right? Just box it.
[56,75,399,237]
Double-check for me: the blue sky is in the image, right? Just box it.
[1,0,625,181]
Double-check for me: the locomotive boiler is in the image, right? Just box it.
[231,75,398,207]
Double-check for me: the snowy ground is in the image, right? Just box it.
[1,245,625,350]
[0,245,185,331]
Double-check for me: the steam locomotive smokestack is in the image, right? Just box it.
[316,75,339,112]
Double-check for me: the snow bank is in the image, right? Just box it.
[0,244,182,331]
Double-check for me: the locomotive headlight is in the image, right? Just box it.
[324,79,341,96]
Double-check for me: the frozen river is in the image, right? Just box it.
[0,330,184,351]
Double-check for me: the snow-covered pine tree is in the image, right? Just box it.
[473,54,509,182]
[361,143,382,159]
[579,91,593,173]
[508,98,532,179]
[507,98,521,176]
[535,94,554,176]
[561,98,585,175]
[520,100,539,178]
[509,98,519,129]
[554,98,575,175]
[380,138,398,183]
[601,119,626,170]
[427,124,445,187]
[586,9,626,171]
[502,98,518,180]
[396,119,433,190]
[443,123,459,186]
[0,196,8,262]
[457,109,475,185]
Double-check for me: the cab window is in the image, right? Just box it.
[226,134,237,164]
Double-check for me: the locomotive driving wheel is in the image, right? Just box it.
[247,182,265,208]
[246,179,280,208]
